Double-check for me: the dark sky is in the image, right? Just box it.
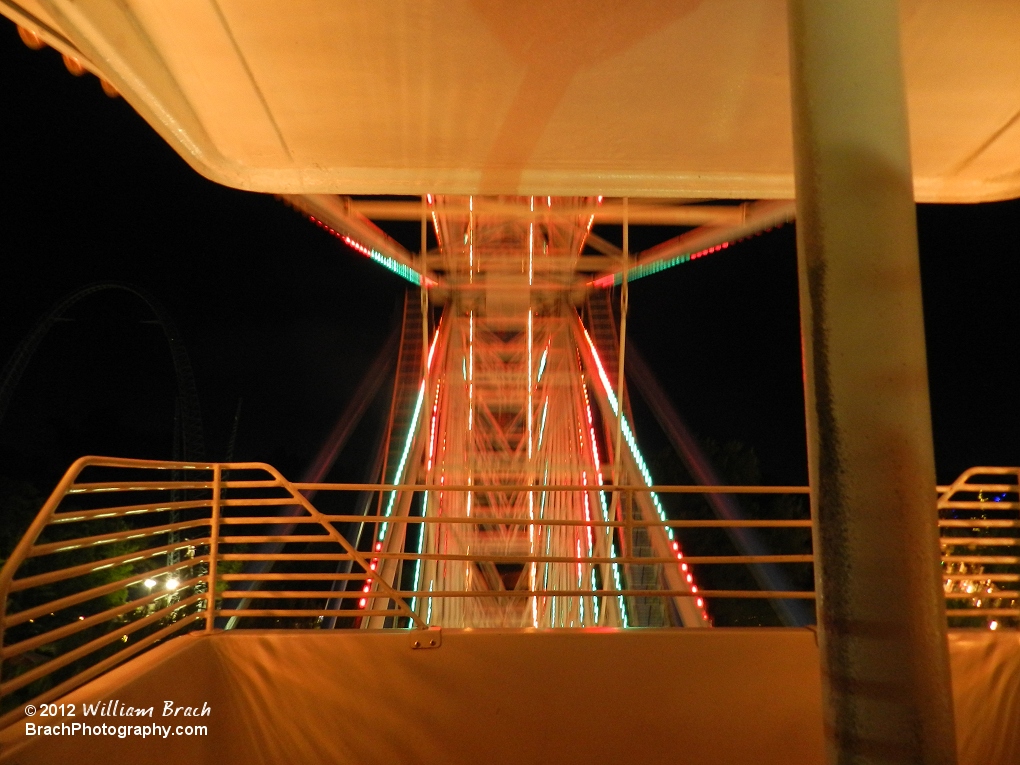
[1,25,1018,496]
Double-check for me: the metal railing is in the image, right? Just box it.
[937,467,1020,628]
[0,457,1015,727]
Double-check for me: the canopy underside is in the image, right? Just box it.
[5,0,1020,202]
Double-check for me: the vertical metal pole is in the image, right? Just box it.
[614,198,630,471]
[613,199,630,524]
[206,464,221,631]
[421,196,430,374]
[787,2,956,763]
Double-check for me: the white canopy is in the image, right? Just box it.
[6,0,1020,200]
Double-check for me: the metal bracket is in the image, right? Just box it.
[410,626,442,650]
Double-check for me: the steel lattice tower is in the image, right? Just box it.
[363,197,709,628]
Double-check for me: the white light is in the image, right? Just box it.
[143,578,157,589]
[165,578,180,591]
[990,620,999,631]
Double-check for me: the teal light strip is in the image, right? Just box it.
[342,235,423,286]
[591,239,742,289]
[378,380,427,540]
[307,215,428,286]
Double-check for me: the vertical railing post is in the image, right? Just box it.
[787,2,956,763]
[206,464,221,631]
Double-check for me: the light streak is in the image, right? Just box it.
[590,223,788,289]
[410,493,428,613]
[378,379,425,540]
[468,311,474,431]
[581,322,708,623]
[426,381,441,471]
[591,242,733,288]
[529,196,535,286]
[537,346,549,383]
[537,397,549,450]
[427,193,442,251]
[581,374,628,626]
[378,328,441,540]
[528,309,533,460]
[307,215,432,286]
[580,471,600,624]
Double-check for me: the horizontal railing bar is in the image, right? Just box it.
[218,554,352,562]
[69,481,217,493]
[221,590,368,599]
[943,555,1020,564]
[2,557,209,628]
[940,486,1020,494]
[940,537,1020,547]
[0,611,203,730]
[945,590,1019,599]
[8,542,207,593]
[290,482,812,494]
[938,502,1020,510]
[28,518,211,557]
[0,593,203,696]
[939,481,1019,491]
[45,460,1012,483]
[220,498,301,507]
[945,608,1019,617]
[50,499,212,523]
[2,574,205,660]
[63,456,225,470]
[322,551,812,565]
[943,573,1020,581]
[213,552,814,566]
[216,515,814,529]
[67,480,812,495]
[939,519,1020,528]
[224,589,817,600]
[218,572,365,582]
[218,535,332,544]
[218,515,356,524]
[216,609,401,618]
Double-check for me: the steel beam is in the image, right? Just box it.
[283,194,439,285]
[350,198,746,226]
[587,199,795,287]
[787,2,956,763]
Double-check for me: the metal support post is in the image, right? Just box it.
[206,464,221,631]
[787,2,956,762]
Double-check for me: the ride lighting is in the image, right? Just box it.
[143,578,157,589]
[165,578,180,591]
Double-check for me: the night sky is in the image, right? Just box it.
[2,24,1019,514]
